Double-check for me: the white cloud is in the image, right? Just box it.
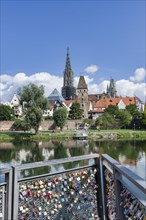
[116,79,145,101]
[84,65,99,74]
[0,69,145,103]
[129,68,146,82]
[0,72,63,103]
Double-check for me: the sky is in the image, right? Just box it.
[0,0,146,103]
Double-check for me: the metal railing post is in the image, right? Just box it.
[94,156,103,218]
[12,166,18,220]
[113,167,124,220]
[101,159,107,220]
[5,169,12,220]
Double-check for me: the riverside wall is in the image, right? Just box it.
[0,120,83,131]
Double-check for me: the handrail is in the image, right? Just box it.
[102,154,146,193]
[13,153,99,170]
[115,163,146,193]
[18,164,95,182]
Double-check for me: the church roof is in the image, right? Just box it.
[48,88,64,101]
[77,76,87,89]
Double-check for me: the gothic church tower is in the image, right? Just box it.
[77,76,88,118]
[107,78,117,98]
[62,48,76,100]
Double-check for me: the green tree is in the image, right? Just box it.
[53,108,67,130]
[18,83,48,134]
[117,110,132,128]
[18,83,48,109]
[13,119,31,132]
[68,102,82,119]
[126,104,139,118]
[0,105,14,121]
[95,112,115,129]
[104,105,119,116]
[83,118,94,126]
[141,106,146,129]
[25,106,42,133]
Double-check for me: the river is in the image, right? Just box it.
[0,139,145,180]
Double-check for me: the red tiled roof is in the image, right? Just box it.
[92,109,104,113]
[94,97,136,109]
[88,94,102,102]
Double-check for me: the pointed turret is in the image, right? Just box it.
[77,76,88,89]
[62,48,76,100]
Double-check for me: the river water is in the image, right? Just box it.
[0,139,145,180]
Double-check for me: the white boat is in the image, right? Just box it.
[73,128,88,140]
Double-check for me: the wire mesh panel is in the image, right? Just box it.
[120,185,146,219]
[104,168,117,220]
[18,167,100,220]
[102,154,146,220]
[0,185,5,220]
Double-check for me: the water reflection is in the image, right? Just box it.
[0,139,145,179]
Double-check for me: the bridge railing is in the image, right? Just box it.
[0,168,12,220]
[12,154,103,220]
[101,154,146,220]
[0,154,146,220]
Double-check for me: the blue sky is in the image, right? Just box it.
[0,0,146,102]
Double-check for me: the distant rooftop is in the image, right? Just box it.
[48,88,64,101]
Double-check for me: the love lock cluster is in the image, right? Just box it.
[0,186,4,219]
[120,186,146,219]
[104,169,117,220]
[18,167,100,220]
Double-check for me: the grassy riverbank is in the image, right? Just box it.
[0,129,146,142]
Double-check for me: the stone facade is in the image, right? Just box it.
[77,76,88,118]
[0,121,14,131]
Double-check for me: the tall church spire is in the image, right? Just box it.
[63,47,74,87]
[62,48,76,100]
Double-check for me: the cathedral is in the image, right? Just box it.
[61,48,117,101]
[47,48,144,119]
